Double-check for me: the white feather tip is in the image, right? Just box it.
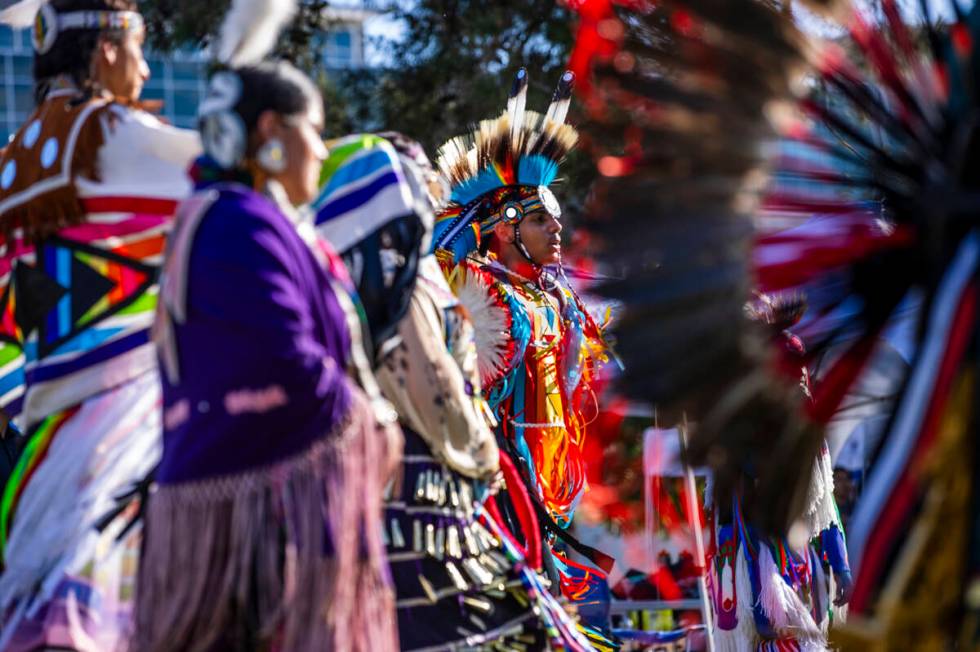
[216,0,298,67]
[0,0,46,29]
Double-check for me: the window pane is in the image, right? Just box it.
[172,61,203,83]
[11,54,31,80]
[11,28,29,53]
[172,88,200,120]
[147,58,167,84]
[323,29,354,68]
[332,30,352,48]
[14,83,34,114]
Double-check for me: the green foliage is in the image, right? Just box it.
[370,0,593,220]
[141,0,336,63]
[141,0,230,52]
[370,0,575,150]
[138,0,593,217]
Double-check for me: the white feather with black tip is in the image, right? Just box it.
[507,68,529,147]
[216,0,297,67]
[545,70,575,127]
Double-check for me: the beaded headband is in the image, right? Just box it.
[33,5,144,54]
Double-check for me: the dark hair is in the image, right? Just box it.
[478,231,495,256]
[33,0,139,103]
[232,61,323,158]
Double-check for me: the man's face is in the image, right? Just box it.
[98,28,149,102]
[515,208,562,265]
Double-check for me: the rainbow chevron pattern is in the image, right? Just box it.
[0,198,173,422]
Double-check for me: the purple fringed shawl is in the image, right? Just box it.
[134,184,397,651]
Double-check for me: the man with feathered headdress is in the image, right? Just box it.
[433,68,618,649]
[312,130,599,651]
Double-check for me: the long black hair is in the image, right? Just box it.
[33,0,139,103]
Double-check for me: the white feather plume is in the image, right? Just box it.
[0,0,46,29]
[453,267,511,387]
[216,0,297,67]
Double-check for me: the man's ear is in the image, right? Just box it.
[493,221,514,244]
[98,39,118,67]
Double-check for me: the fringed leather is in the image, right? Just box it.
[132,392,397,652]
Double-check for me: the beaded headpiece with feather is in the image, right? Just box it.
[432,68,578,263]
[196,0,298,171]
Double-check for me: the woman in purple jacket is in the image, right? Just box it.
[133,60,400,652]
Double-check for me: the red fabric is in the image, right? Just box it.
[483,496,521,553]
[651,475,685,532]
[650,566,684,600]
[81,196,178,215]
[567,1,615,70]
[555,549,609,601]
[806,333,881,424]
[497,449,543,570]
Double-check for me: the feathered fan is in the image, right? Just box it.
[570,0,980,639]
[572,0,818,534]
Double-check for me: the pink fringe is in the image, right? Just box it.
[132,392,397,652]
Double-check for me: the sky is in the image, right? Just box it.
[363,15,404,65]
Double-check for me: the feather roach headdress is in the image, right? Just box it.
[432,68,579,263]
